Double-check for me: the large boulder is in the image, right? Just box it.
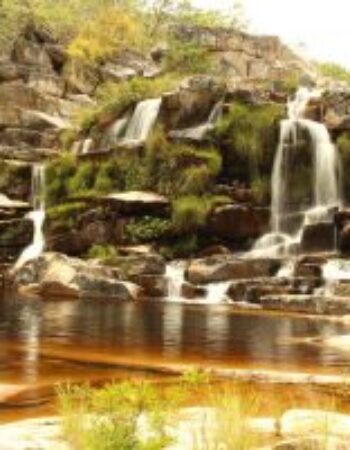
[100,191,170,216]
[186,255,281,285]
[13,252,139,301]
[300,222,336,253]
[206,205,270,243]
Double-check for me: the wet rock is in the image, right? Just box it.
[181,282,207,300]
[186,256,281,285]
[131,274,168,297]
[114,253,166,278]
[13,252,140,301]
[0,218,33,262]
[197,245,232,258]
[339,222,350,254]
[300,222,336,253]
[100,191,170,216]
[206,205,270,243]
[260,294,350,315]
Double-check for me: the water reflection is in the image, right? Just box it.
[1,294,350,385]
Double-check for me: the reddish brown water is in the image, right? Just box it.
[2,293,350,421]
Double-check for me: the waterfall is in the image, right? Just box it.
[100,116,129,149]
[123,98,161,142]
[250,87,342,257]
[166,261,186,301]
[205,281,230,304]
[14,165,46,270]
[207,100,224,124]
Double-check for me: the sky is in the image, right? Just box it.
[192,0,350,67]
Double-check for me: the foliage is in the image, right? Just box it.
[125,217,172,244]
[45,155,126,206]
[159,234,200,259]
[172,195,229,234]
[214,101,283,184]
[57,381,177,450]
[165,40,212,74]
[317,62,350,84]
[87,244,118,261]
[75,76,179,134]
[67,6,142,63]
[47,202,87,228]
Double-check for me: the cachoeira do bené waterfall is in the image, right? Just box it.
[3,2,350,449]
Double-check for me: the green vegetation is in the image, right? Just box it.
[76,76,180,134]
[317,62,350,84]
[172,195,229,234]
[87,244,119,261]
[47,202,87,228]
[57,374,265,450]
[125,217,171,244]
[214,101,283,186]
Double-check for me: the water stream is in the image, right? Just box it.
[123,98,162,142]
[14,165,46,270]
[251,87,342,258]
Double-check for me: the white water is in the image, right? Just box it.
[14,165,46,270]
[81,138,94,155]
[100,116,129,149]
[166,261,186,301]
[251,87,342,258]
[124,98,162,142]
[205,281,231,304]
[207,100,224,124]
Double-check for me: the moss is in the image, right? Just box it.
[214,101,283,188]
[125,217,172,244]
[171,195,230,234]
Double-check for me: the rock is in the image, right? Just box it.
[0,81,37,126]
[300,222,337,253]
[131,274,168,297]
[162,75,225,129]
[0,218,33,262]
[13,252,140,301]
[260,294,350,315]
[20,110,71,130]
[44,43,67,72]
[197,245,232,258]
[113,253,166,278]
[339,223,350,254]
[206,205,270,243]
[186,256,281,285]
[27,73,65,97]
[0,62,26,82]
[101,191,170,216]
[64,62,100,95]
[181,282,207,299]
[168,123,214,142]
[280,409,350,438]
[12,37,53,70]
[100,63,137,82]
[273,436,349,450]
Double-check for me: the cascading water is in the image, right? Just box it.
[166,261,186,301]
[251,87,342,258]
[123,98,162,142]
[14,165,46,270]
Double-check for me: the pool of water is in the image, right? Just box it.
[1,292,350,420]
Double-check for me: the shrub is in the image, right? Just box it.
[125,217,171,244]
[47,202,87,228]
[45,153,76,206]
[165,40,212,74]
[87,244,118,262]
[317,62,350,84]
[214,101,283,183]
[172,195,229,234]
[57,381,179,450]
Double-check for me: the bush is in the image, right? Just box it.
[165,40,212,74]
[317,62,350,84]
[87,244,118,262]
[172,195,229,234]
[214,101,283,184]
[57,381,177,450]
[125,217,171,244]
[45,153,76,206]
[47,202,87,228]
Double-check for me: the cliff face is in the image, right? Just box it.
[172,25,313,83]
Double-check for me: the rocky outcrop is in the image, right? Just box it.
[300,222,336,253]
[13,252,140,300]
[186,255,281,285]
[206,205,270,243]
[100,191,170,216]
